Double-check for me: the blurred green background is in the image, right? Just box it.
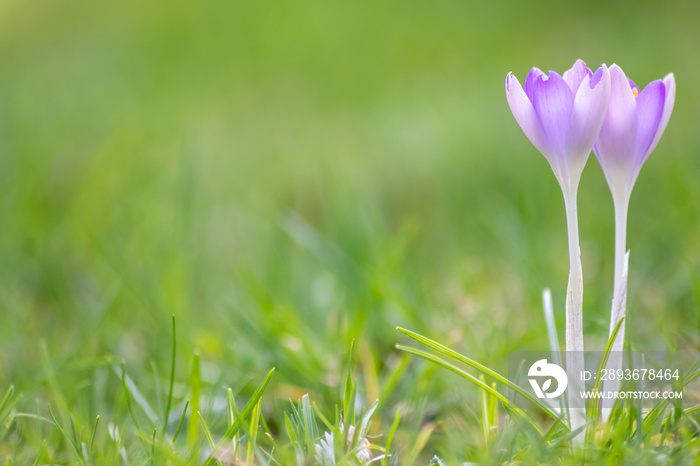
[0,0,698,460]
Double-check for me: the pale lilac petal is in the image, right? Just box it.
[590,67,604,87]
[633,80,665,164]
[644,73,675,159]
[566,65,610,174]
[594,65,637,169]
[530,71,574,159]
[524,67,544,101]
[505,73,550,156]
[563,59,591,95]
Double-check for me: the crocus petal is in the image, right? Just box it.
[627,78,639,94]
[505,73,550,156]
[524,67,544,101]
[565,65,610,178]
[530,71,575,160]
[594,65,637,171]
[563,59,591,95]
[633,79,666,165]
[644,73,675,159]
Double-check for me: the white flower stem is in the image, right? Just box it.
[563,188,585,434]
[602,196,630,421]
[563,190,584,354]
[609,197,629,348]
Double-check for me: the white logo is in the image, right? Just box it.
[528,359,568,399]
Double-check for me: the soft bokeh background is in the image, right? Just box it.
[1,0,698,460]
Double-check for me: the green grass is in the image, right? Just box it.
[0,0,699,463]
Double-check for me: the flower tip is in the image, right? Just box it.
[608,64,628,87]
[663,72,676,104]
[505,72,522,94]
[609,63,624,74]
[588,66,608,89]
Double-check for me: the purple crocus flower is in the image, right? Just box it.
[506,60,610,432]
[594,65,675,203]
[506,60,611,193]
[593,65,675,361]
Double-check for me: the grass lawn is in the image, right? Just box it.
[0,1,699,463]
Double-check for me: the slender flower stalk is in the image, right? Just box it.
[506,60,611,432]
[563,190,583,357]
[594,65,675,412]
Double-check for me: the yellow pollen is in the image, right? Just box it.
[633,87,639,98]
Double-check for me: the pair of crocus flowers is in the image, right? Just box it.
[506,60,675,429]
[505,60,675,365]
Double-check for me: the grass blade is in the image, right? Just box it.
[542,289,561,357]
[163,315,177,434]
[585,317,625,444]
[343,371,356,428]
[593,316,625,396]
[13,413,54,425]
[589,317,625,418]
[381,408,401,466]
[402,421,435,466]
[359,399,378,437]
[0,386,14,417]
[488,381,498,431]
[203,368,275,466]
[397,344,543,435]
[642,400,669,433]
[542,288,567,418]
[226,388,239,458]
[312,402,334,432]
[226,388,237,426]
[246,399,262,464]
[198,412,224,466]
[480,375,490,443]
[120,362,149,455]
[172,400,189,443]
[113,365,159,425]
[684,403,700,414]
[187,351,201,449]
[301,394,318,455]
[396,327,561,425]
[48,405,84,463]
[683,364,700,386]
[90,415,100,451]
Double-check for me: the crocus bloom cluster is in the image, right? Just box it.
[505,59,676,350]
[505,60,675,429]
